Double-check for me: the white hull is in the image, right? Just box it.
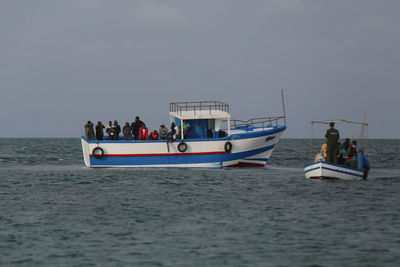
[304,161,365,180]
[81,126,285,168]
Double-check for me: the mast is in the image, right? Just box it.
[281,89,287,126]
[359,107,368,140]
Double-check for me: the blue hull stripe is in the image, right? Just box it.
[304,166,321,174]
[322,166,364,178]
[90,145,275,166]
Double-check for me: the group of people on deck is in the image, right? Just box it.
[315,122,370,176]
[84,117,191,142]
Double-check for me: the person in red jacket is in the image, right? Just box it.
[139,124,148,140]
[149,130,159,140]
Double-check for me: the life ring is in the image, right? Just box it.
[177,142,188,153]
[224,141,232,153]
[92,147,104,158]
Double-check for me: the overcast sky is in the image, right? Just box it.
[1,0,399,138]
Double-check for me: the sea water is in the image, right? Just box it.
[0,138,399,266]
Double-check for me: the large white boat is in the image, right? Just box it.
[81,100,286,168]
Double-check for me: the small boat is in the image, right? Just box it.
[304,161,365,180]
[304,118,369,180]
[81,94,287,168]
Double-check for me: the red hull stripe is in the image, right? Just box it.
[90,151,228,157]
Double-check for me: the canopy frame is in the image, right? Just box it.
[309,118,369,160]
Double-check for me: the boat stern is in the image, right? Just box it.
[81,137,91,167]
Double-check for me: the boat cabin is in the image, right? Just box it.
[169,101,231,140]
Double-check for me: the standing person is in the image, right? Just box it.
[95,121,105,140]
[113,120,121,140]
[85,121,95,141]
[84,121,91,140]
[139,124,148,140]
[325,122,340,163]
[168,122,176,142]
[131,116,144,140]
[174,123,180,139]
[106,121,113,140]
[122,122,132,140]
[159,124,168,139]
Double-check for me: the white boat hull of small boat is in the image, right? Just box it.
[304,161,365,180]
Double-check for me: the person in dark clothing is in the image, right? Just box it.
[167,122,176,142]
[131,116,144,140]
[341,138,350,158]
[345,140,358,167]
[84,121,90,140]
[122,122,132,140]
[341,138,350,152]
[159,124,168,139]
[106,121,113,140]
[84,121,95,141]
[325,122,340,163]
[337,142,345,165]
[95,121,105,140]
[113,120,121,140]
[348,140,358,158]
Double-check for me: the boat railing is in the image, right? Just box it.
[170,101,229,115]
[230,116,285,132]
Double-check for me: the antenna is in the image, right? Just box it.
[281,89,287,126]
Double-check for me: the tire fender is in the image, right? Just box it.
[224,141,232,153]
[92,147,104,158]
[178,142,188,153]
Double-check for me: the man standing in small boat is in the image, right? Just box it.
[325,122,340,163]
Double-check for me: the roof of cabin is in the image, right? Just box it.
[169,101,230,120]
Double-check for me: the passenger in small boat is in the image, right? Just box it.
[131,116,144,140]
[113,120,121,140]
[341,138,350,157]
[95,121,105,140]
[159,124,168,139]
[337,142,345,165]
[325,122,340,163]
[149,130,159,140]
[139,124,149,140]
[106,121,113,140]
[84,121,95,141]
[314,143,327,162]
[183,120,191,139]
[358,149,370,179]
[348,140,358,158]
[321,143,327,160]
[345,140,358,167]
[123,122,132,140]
